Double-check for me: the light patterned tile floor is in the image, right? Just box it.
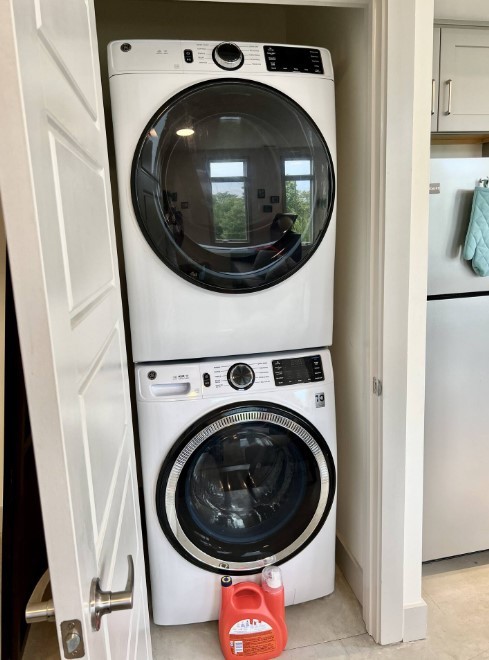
[22,552,489,659]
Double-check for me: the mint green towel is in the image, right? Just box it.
[463,187,489,277]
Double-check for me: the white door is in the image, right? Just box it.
[438,27,489,132]
[0,1,152,658]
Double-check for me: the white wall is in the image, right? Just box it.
[285,6,369,602]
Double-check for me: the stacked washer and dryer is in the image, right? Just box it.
[108,39,338,625]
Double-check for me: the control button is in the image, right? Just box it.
[212,42,244,70]
[227,363,255,390]
[184,49,194,63]
[203,372,211,387]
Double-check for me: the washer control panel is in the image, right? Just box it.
[212,42,244,71]
[136,351,331,401]
[210,358,270,392]
[264,45,324,74]
[272,355,324,386]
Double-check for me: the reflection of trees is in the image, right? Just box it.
[285,181,311,239]
[213,191,247,241]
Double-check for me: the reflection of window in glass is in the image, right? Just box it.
[283,159,313,244]
[210,160,248,243]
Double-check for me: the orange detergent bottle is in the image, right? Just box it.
[219,566,287,659]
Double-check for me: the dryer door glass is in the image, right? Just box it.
[156,404,336,574]
[132,80,335,293]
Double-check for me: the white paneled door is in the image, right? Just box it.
[0,0,151,658]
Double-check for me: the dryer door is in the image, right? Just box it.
[156,403,336,574]
[132,79,335,293]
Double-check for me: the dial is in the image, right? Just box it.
[227,363,255,390]
[212,42,244,71]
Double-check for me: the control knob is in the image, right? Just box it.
[212,42,244,71]
[227,363,255,390]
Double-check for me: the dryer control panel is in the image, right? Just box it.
[108,40,334,80]
[264,45,324,74]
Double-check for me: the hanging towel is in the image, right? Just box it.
[463,186,489,277]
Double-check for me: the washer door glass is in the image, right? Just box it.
[156,404,336,574]
[132,80,335,293]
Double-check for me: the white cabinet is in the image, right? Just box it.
[433,27,489,132]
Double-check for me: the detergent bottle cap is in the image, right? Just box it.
[262,565,283,590]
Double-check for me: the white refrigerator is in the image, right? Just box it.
[423,157,489,562]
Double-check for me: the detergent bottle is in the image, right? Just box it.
[218,566,287,659]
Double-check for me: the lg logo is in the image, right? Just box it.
[315,393,325,408]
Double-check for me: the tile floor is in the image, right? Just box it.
[23,551,489,659]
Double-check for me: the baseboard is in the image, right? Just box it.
[403,600,427,642]
[336,533,363,605]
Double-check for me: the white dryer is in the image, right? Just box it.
[135,348,337,625]
[108,40,337,362]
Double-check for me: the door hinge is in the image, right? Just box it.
[373,377,383,396]
[60,620,85,658]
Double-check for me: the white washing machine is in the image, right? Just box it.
[108,40,337,362]
[136,348,337,625]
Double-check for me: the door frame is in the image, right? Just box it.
[178,0,433,645]
[0,0,434,646]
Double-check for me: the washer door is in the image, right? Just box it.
[156,403,336,574]
[132,79,335,293]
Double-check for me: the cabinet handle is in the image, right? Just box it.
[431,79,436,116]
[446,79,453,115]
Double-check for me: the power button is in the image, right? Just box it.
[203,372,211,387]
[184,49,194,63]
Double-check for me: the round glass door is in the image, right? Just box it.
[132,80,335,293]
[156,403,336,574]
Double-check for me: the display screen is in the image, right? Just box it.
[264,45,324,74]
[272,355,324,386]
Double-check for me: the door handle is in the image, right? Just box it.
[90,555,134,631]
[25,569,55,624]
[446,79,453,115]
[431,79,436,115]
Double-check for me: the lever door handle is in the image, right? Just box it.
[90,555,134,631]
[25,569,55,624]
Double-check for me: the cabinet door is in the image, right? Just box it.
[432,28,440,132]
[438,28,489,132]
